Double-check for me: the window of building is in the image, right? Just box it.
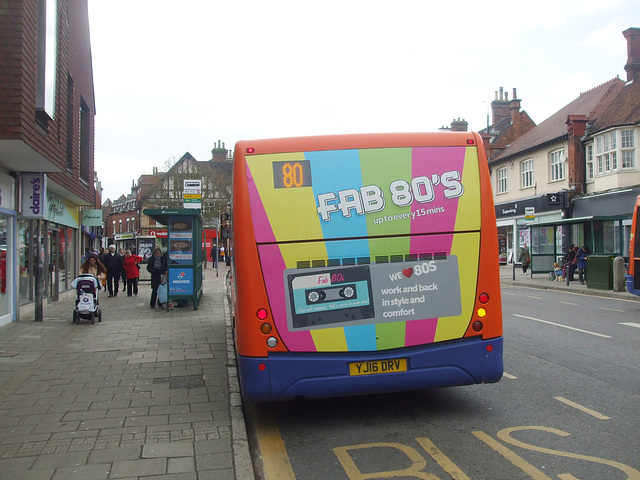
[596,132,618,173]
[521,159,533,188]
[36,0,58,122]
[549,149,565,181]
[497,167,508,194]
[79,99,91,182]
[621,129,635,168]
[586,144,594,181]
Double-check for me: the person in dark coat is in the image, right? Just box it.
[102,245,124,297]
[576,245,591,285]
[146,247,167,308]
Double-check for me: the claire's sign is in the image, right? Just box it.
[20,173,48,219]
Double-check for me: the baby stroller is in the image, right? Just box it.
[71,273,102,324]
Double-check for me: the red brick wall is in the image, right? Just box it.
[0,0,95,205]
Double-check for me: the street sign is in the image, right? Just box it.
[525,206,535,221]
[183,179,202,210]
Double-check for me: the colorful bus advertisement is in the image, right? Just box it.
[231,133,503,402]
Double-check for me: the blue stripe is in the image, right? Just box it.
[344,324,377,351]
[307,149,369,259]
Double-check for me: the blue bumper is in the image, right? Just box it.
[237,336,503,403]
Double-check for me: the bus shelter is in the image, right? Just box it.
[142,209,204,310]
[527,215,627,276]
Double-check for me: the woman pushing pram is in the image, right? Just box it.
[71,253,106,324]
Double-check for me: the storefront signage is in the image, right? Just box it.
[47,191,78,228]
[20,173,47,219]
[147,229,168,238]
[82,209,103,227]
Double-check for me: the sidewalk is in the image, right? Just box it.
[500,264,640,302]
[0,266,255,480]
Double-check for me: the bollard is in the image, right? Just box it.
[34,262,44,322]
[613,256,626,292]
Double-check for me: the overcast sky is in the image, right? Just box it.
[88,0,634,202]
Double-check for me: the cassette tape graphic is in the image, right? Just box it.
[285,265,375,330]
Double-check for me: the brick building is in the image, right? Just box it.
[0,0,97,323]
[488,27,640,270]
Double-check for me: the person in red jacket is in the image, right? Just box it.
[122,249,142,296]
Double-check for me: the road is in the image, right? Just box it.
[246,285,640,479]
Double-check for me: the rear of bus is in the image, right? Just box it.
[231,132,502,403]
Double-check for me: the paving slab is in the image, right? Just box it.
[0,266,254,479]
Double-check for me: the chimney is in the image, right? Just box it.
[623,27,640,82]
[450,117,468,132]
[566,115,588,194]
[491,86,510,126]
[510,88,523,139]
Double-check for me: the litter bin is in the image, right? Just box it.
[587,255,614,290]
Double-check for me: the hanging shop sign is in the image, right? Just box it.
[82,209,103,227]
[20,173,48,219]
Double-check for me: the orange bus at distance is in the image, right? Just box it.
[627,195,640,296]
[230,132,503,403]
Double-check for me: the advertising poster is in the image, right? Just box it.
[136,238,156,263]
[169,218,193,264]
[169,268,193,295]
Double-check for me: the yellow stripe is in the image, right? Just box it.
[472,431,553,480]
[553,396,610,420]
[253,404,296,480]
[310,327,348,352]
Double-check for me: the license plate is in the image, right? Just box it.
[349,358,407,376]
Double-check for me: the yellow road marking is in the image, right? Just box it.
[472,430,553,480]
[601,307,625,313]
[553,396,610,420]
[415,437,471,480]
[253,404,296,480]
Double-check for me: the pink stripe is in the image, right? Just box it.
[405,318,438,346]
[410,147,465,235]
[259,245,316,351]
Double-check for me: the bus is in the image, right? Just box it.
[627,195,640,297]
[230,132,502,403]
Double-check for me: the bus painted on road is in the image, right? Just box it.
[230,132,503,402]
[627,195,640,297]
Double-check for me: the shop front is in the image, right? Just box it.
[495,195,563,265]
[18,183,81,318]
[0,172,17,327]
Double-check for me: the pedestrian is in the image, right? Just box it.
[576,244,591,285]
[564,245,578,285]
[102,245,123,297]
[78,252,106,285]
[146,247,167,308]
[518,243,531,274]
[210,245,217,268]
[119,248,127,290]
[123,249,142,296]
[98,247,107,291]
